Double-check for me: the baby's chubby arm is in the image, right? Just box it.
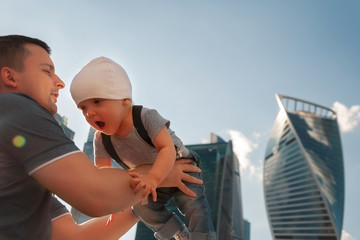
[132,126,176,201]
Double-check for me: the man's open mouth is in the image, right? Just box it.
[96,121,105,128]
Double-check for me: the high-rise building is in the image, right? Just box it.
[135,133,246,240]
[243,219,251,240]
[264,94,345,240]
[70,127,127,223]
[71,129,248,240]
[54,113,75,140]
[70,127,96,223]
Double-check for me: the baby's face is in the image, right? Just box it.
[77,98,130,135]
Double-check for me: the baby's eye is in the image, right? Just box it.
[94,99,102,104]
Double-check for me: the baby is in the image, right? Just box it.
[70,57,216,240]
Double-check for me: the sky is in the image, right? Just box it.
[1,1,359,239]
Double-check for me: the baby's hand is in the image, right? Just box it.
[131,174,159,202]
[128,171,141,189]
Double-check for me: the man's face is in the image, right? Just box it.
[16,44,64,115]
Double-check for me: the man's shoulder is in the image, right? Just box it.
[0,92,38,106]
[1,93,52,120]
[0,92,55,128]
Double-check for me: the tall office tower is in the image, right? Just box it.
[244,219,251,240]
[264,94,344,240]
[70,127,96,223]
[135,133,246,240]
[54,113,75,140]
[70,127,123,224]
[81,127,96,164]
[70,129,248,239]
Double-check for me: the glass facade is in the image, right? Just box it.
[71,129,248,240]
[54,113,75,140]
[70,127,125,223]
[264,95,344,240]
[70,127,96,224]
[244,219,251,240]
[135,134,246,240]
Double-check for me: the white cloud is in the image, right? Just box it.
[341,230,356,240]
[332,102,360,133]
[227,129,262,180]
[201,136,211,144]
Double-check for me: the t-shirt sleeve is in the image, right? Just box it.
[50,195,70,221]
[141,107,170,141]
[94,130,111,158]
[0,94,80,175]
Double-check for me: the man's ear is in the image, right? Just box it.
[0,67,18,88]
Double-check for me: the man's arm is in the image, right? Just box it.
[51,208,138,240]
[32,152,140,217]
[32,153,203,217]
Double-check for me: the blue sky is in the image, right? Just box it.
[2,1,359,239]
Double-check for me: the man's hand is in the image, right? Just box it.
[131,174,159,202]
[128,159,203,198]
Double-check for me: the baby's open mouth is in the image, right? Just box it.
[96,121,105,128]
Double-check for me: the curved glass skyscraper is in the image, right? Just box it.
[264,94,345,240]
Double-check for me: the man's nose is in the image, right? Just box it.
[55,75,65,89]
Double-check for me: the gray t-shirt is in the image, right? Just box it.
[0,93,79,239]
[94,106,189,168]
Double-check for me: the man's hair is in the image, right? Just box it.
[0,35,51,72]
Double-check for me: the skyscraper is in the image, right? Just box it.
[70,127,127,223]
[135,133,246,240]
[244,219,251,240]
[264,94,345,240]
[54,113,75,140]
[71,129,248,240]
[70,127,96,224]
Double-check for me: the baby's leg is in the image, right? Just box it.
[132,187,189,240]
[174,152,216,239]
[174,182,216,239]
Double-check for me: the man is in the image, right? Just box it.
[0,35,202,239]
